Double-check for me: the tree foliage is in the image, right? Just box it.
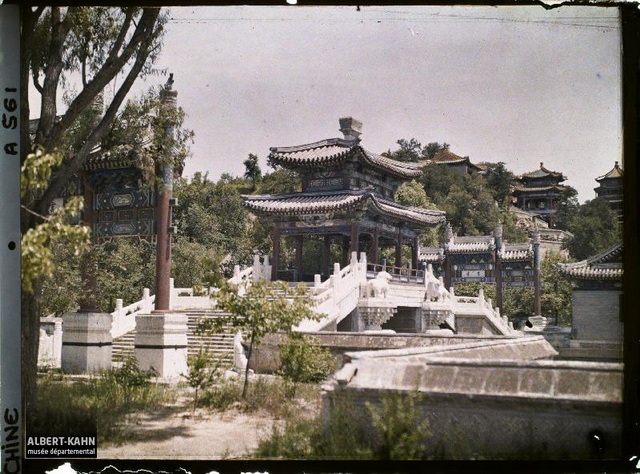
[21,150,91,294]
[200,281,321,398]
[21,6,169,413]
[563,198,621,261]
[540,251,574,325]
[277,333,336,398]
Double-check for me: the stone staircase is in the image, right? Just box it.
[112,309,236,366]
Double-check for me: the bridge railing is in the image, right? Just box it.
[367,263,425,284]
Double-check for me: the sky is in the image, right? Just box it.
[76,5,627,203]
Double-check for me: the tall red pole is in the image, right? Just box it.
[153,76,177,313]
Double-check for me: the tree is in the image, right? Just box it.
[484,162,514,207]
[243,153,262,189]
[563,198,621,261]
[394,180,442,247]
[201,281,320,398]
[422,142,447,160]
[21,6,168,412]
[385,138,423,162]
[540,251,574,326]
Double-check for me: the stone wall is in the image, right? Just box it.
[323,357,623,460]
[249,332,556,373]
[572,288,622,341]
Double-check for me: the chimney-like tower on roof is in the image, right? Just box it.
[339,117,362,141]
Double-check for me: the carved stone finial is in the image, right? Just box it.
[445,222,454,242]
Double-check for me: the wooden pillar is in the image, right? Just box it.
[322,235,331,276]
[350,223,360,256]
[412,236,419,270]
[271,224,281,281]
[154,163,173,312]
[79,176,99,312]
[154,78,178,313]
[371,227,379,266]
[341,236,350,266]
[295,234,304,274]
[395,227,403,268]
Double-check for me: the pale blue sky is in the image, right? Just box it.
[91,6,627,202]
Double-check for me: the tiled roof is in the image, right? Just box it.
[268,138,422,178]
[500,243,533,262]
[243,191,366,215]
[361,150,423,178]
[512,184,569,193]
[518,163,566,181]
[596,162,623,181]
[447,235,495,253]
[430,148,467,164]
[558,242,623,281]
[242,191,445,226]
[269,138,353,167]
[419,246,444,262]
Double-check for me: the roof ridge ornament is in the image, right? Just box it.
[339,116,362,142]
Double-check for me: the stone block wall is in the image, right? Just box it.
[572,289,622,341]
[323,358,623,460]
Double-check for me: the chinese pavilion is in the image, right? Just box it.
[594,161,623,217]
[512,162,570,225]
[243,117,446,281]
[427,148,483,175]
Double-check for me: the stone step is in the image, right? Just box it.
[112,309,237,364]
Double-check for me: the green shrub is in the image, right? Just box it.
[182,349,220,413]
[276,334,336,398]
[366,390,430,460]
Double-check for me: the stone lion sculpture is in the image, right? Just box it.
[425,271,448,302]
[366,271,392,298]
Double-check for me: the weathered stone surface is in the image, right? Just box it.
[322,357,623,459]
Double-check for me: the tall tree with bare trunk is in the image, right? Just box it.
[20,6,168,414]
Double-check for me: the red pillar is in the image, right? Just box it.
[395,227,403,268]
[153,166,173,312]
[349,223,360,256]
[79,176,98,312]
[153,80,178,313]
[295,234,304,278]
[271,225,281,281]
[322,235,331,276]
[371,227,379,266]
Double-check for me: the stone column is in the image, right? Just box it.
[533,229,542,316]
[61,312,112,373]
[135,312,188,381]
[494,223,504,314]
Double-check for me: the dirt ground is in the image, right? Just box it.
[97,397,279,460]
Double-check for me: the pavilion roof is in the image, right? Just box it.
[596,161,623,182]
[558,242,623,281]
[426,148,483,171]
[242,190,446,226]
[268,138,422,179]
[517,162,566,182]
[420,246,445,262]
[512,184,569,194]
